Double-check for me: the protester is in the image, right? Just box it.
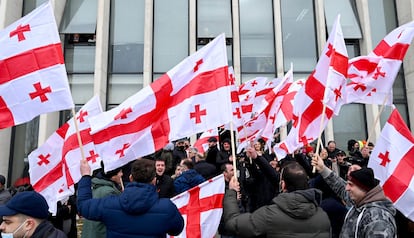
[205,137,220,172]
[0,175,11,205]
[0,191,66,238]
[155,158,175,198]
[50,195,77,238]
[223,156,330,237]
[77,158,184,237]
[193,152,217,180]
[81,163,123,238]
[312,154,397,237]
[326,140,340,160]
[331,150,350,180]
[174,159,205,194]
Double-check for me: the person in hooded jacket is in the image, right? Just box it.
[312,154,397,237]
[223,148,330,238]
[77,158,184,238]
[174,159,205,194]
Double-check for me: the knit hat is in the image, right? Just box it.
[207,137,217,142]
[348,167,379,192]
[101,161,122,179]
[0,191,49,219]
[335,150,346,157]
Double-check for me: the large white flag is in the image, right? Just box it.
[0,2,73,129]
[169,174,225,238]
[89,34,232,172]
[369,107,414,221]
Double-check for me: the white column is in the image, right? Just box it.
[143,0,153,87]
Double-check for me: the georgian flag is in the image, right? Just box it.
[89,34,232,172]
[368,107,414,221]
[0,2,73,129]
[28,96,102,214]
[168,174,225,238]
[274,15,348,159]
[346,21,414,105]
[193,128,219,154]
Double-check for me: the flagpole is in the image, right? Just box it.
[71,108,86,161]
[229,121,238,180]
[313,104,327,173]
[366,95,389,147]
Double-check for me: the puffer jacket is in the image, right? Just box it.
[340,185,396,238]
[223,188,331,237]
[77,176,184,238]
[174,169,205,194]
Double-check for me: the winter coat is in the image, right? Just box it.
[156,174,175,198]
[194,160,217,179]
[340,185,396,238]
[32,220,67,238]
[223,188,331,238]
[81,176,122,238]
[77,176,184,238]
[320,168,397,237]
[174,169,205,194]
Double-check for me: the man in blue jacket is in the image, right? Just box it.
[78,158,184,238]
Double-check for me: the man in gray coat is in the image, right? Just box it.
[222,147,331,237]
[312,154,397,237]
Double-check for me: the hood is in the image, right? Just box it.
[119,182,158,215]
[357,185,396,215]
[273,188,323,219]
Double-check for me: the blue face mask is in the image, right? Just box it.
[1,220,27,238]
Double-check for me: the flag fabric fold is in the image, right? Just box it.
[89,34,232,172]
[274,15,348,159]
[346,21,414,105]
[0,2,73,129]
[28,96,102,214]
[368,107,414,221]
[168,174,225,238]
[193,128,219,154]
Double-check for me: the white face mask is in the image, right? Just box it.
[1,220,27,238]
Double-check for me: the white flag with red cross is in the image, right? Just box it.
[274,15,348,159]
[193,128,219,154]
[168,174,225,238]
[0,2,73,129]
[89,34,232,172]
[28,96,102,214]
[346,21,414,105]
[368,107,414,222]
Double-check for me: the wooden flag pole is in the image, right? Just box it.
[313,103,327,173]
[71,108,86,161]
[366,95,389,147]
[229,121,238,180]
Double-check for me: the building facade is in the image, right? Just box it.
[0,0,413,186]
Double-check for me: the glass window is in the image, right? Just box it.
[240,0,275,73]
[107,75,143,106]
[68,75,94,104]
[333,104,367,151]
[368,0,397,47]
[197,0,232,37]
[60,0,98,34]
[324,0,362,39]
[241,74,275,84]
[23,0,48,15]
[110,0,145,73]
[65,44,96,73]
[153,0,188,74]
[281,0,317,72]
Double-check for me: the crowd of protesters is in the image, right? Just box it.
[1,136,414,237]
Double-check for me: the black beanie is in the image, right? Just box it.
[101,161,121,179]
[348,167,379,192]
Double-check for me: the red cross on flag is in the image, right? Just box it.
[28,96,102,214]
[89,34,232,172]
[168,174,225,238]
[274,15,348,159]
[346,21,414,105]
[222,66,244,131]
[368,107,414,222]
[0,2,74,129]
[193,128,219,154]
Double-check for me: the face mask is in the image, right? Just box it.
[1,220,27,238]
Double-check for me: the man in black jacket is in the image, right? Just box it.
[155,158,175,198]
